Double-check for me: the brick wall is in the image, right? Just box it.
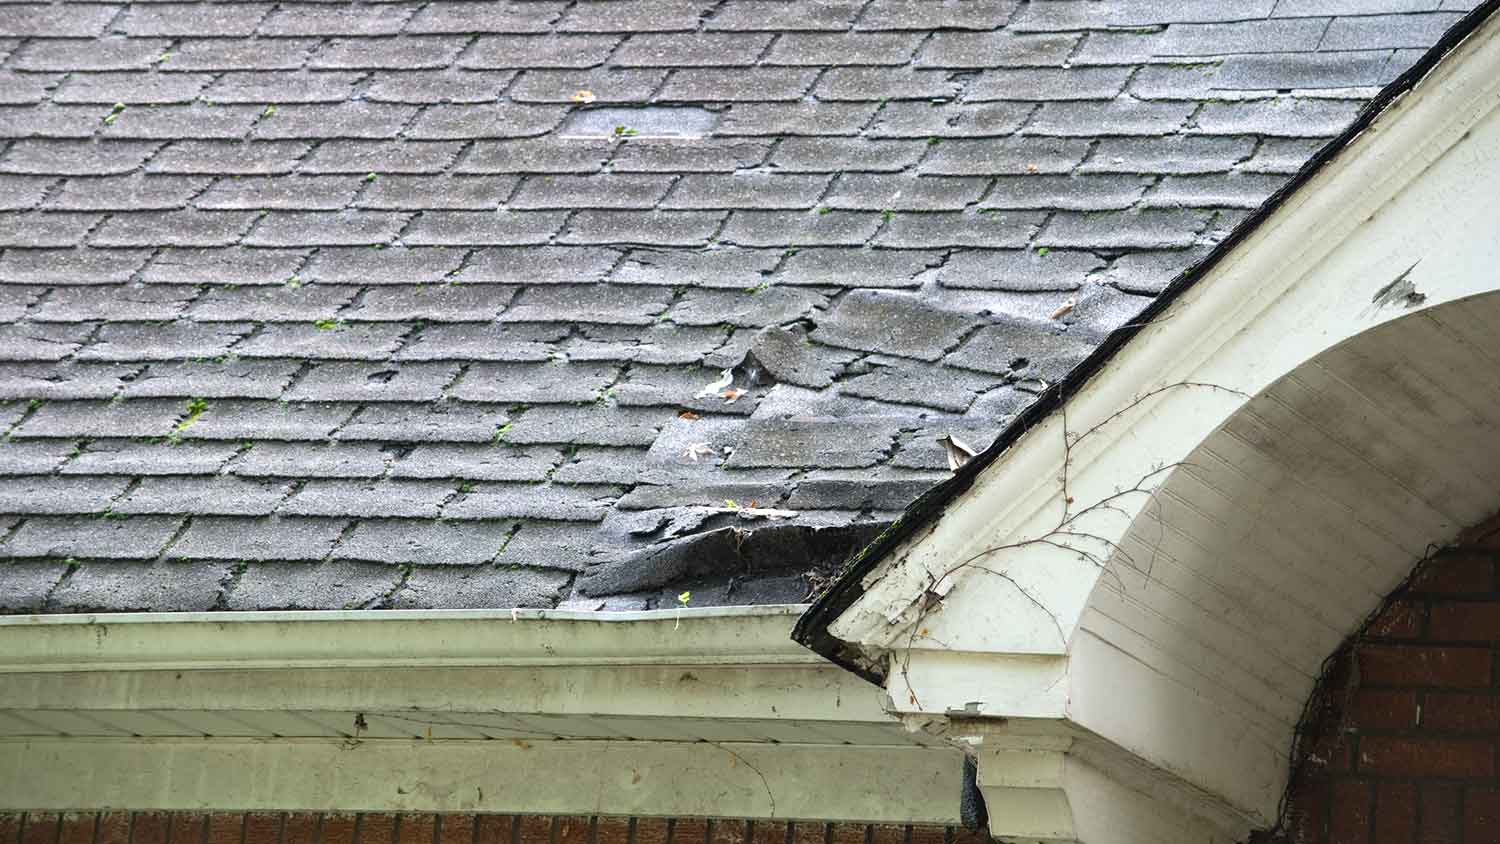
[1270,529,1500,844]
[0,814,988,844]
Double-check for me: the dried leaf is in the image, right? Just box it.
[695,369,733,399]
[938,433,977,471]
[678,410,701,421]
[684,442,717,462]
[720,387,747,404]
[570,89,596,104]
[1049,298,1076,321]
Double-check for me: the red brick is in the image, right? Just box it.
[244,815,281,844]
[1411,551,1494,594]
[1375,782,1415,844]
[1419,784,1461,844]
[96,815,129,844]
[22,815,60,844]
[907,827,942,844]
[517,817,551,844]
[0,816,20,844]
[791,824,827,844]
[553,817,588,844]
[1357,645,1491,687]
[284,815,319,844]
[1423,693,1500,730]
[707,821,744,844]
[1464,787,1500,842]
[322,815,357,844]
[397,816,435,844]
[1428,601,1500,642]
[867,828,900,844]
[133,814,170,844]
[671,819,707,844]
[595,819,629,844]
[749,823,784,844]
[437,815,474,844]
[827,826,863,844]
[637,819,669,844]
[1330,780,1372,844]
[1359,736,1494,778]
[207,814,243,844]
[58,814,95,844]
[474,817,510,844]
[170,816,206,844]
[946,829,985,844]
[361,816,396,844]
[1286,776,1329,844]
[1368,599,1425,639]
[1351,690,1419,729]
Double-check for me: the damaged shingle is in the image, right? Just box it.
[0,0,1459,612]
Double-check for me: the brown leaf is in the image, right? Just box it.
[1049,298,1076,321]
[678,410,701,420]
[570,89,596,104]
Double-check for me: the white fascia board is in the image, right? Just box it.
[0,604,906,724]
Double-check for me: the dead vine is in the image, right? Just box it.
[896,380,1248,709]
[701,739,776,816]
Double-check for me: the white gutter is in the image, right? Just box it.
[0,604,820,672]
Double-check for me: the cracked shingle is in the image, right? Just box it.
[0,0,1451,612]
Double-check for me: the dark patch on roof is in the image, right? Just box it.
[0,0,1484,614]
[791,0,1500,684]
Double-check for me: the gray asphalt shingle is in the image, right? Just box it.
[0,0,1473,612]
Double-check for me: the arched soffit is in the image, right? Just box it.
[1082,288,1500,769]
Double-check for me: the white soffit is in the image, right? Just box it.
[821,6,1500,842]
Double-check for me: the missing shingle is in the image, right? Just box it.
[559,107,719,140]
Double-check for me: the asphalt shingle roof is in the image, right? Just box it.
[0,0,1477,613]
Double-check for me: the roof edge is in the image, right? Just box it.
[791,0,1500,682]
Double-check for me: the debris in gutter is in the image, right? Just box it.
[938,433,977,471]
